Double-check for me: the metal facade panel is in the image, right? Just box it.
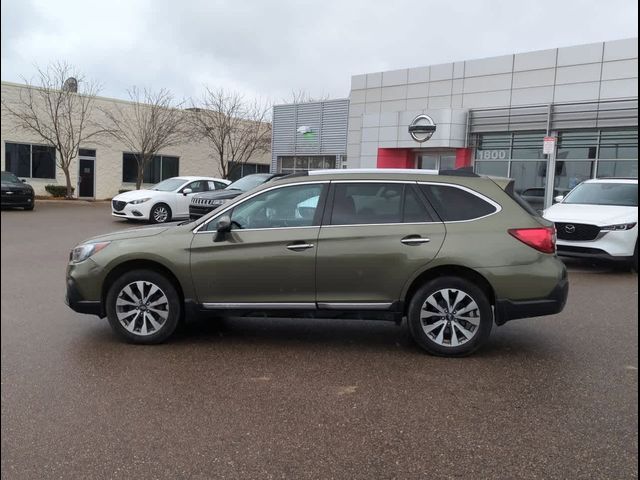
[271,99,349,171]
[469,99,638,133]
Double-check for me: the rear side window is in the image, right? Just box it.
[420,184,497,221]
[330,183,435,225]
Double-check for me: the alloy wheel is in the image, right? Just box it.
[115,281,169,336]
[420,288,480,347]
[153,206,169,223]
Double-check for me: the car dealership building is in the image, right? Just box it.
[272,38,638,207]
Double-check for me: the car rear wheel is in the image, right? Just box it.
[407,276,493,356]
[105,269,181,344]
[150,203,171,224]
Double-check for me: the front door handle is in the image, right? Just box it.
[286,242,315,251]
[401,236,431,245]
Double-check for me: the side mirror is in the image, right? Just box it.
[554,195,564,203]
[21,179,26,183]
[214,215,232,242]
[182,188,193,196]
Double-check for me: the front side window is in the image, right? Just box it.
[420,184,498,222]
[220,184,324,230]
[5,142,56,179]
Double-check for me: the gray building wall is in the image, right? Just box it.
[271,99,349,172]
[347,38,638,168]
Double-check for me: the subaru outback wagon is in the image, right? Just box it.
[66,169,568,356]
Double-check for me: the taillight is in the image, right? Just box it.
[508,226,556,254]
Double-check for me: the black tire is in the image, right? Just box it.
[105,269,181,344]
[25,204,34,211]
[407,276,493,357]
[149,203,172,224]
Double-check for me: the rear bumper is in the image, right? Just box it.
[494,265,569,325]
[66,277,104,317]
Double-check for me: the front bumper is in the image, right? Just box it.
[111,201,152,220]
[494,263,569,326]
[1,192,34,207]
[66,277,104,317]
[189,204,215,220]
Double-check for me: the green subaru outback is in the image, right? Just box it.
[66,169,568,356]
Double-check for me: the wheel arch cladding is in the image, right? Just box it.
[403,265,496,316]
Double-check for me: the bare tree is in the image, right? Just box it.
[285,89,331,104]
[1,61,101,198]
[99,87,186,189]
[187,88,271,179]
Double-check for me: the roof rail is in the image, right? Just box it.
[307,168,439,175]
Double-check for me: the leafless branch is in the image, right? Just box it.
[186,88,272,179]
[98,87,187,189]
[1,61,102,197]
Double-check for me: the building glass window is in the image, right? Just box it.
[511,132,545,159]
[597,161,638,178]
[557,131,598,159]
[227,162,270,181]
[277,155,336,174]
[599,129,638,159]
[474,133,511,160]
[122,153,180,183]
[475,161,509,177]
[5,142,56,179]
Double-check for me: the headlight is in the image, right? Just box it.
[129,198,151,205]
[70,242,111,263]
[601,222,637,231]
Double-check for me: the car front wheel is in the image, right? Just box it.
[407,276,493,356]
[105,269,181,344]
[150,203,171,224]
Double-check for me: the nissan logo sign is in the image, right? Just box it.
[565,224,576,234]
[408,114,437,143]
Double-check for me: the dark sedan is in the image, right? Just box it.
[1,172,35,210]
[189,173,286,219]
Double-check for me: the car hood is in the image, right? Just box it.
[81,225,172,244]
[1,181,31,189]
[113,189,159,201]
[192,189,243,201]
[543,203,638,226]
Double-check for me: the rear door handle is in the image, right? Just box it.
[401,236,431,245]
[286,243,315,251]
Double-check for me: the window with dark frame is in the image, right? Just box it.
[4,142,56,179]
[122,153,180,183]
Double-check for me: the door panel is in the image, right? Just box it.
[78,159,94,197]
[315,182,446,303]
[190,228,320,303]
[315,223,445,303]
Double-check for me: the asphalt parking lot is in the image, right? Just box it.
[1,201,638,480]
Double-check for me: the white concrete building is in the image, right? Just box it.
[1,81,271,199]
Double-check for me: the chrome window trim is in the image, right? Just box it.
[322,221,441,228]
[192,180,330,234]
[416,181,503,223]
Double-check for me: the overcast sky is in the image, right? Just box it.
[1,0,638,104]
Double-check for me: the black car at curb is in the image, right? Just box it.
[189,173,286,219]
[1,172,35,210]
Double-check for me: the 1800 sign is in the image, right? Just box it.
[477,150,508,160]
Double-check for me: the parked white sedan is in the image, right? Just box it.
[111,176,230,223]
[543,178,638,270]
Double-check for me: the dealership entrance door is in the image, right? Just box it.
[417,151,457,171]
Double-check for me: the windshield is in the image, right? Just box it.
[226,174,272,192]
[563,182,638,207]
[150,178,187,191]
[1,172,20,183]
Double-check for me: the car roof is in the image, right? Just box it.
[583,178,638,185]
[171,176,229,182]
